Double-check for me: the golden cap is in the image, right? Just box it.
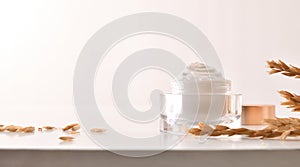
[241,105,275,125]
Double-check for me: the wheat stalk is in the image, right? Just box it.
[267,60,300,78]
[189,118,300,140]
[278,90,300,112]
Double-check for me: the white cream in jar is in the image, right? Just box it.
[160,62,235,134]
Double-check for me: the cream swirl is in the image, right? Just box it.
[172,62,230,94]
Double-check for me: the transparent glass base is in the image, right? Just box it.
[160,93,242,135]
[160,114,240,135]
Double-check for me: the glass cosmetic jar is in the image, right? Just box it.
[160,93,242,135]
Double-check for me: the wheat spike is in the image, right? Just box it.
[278,90,300,112]
[188,118,300,140]
[267,60,300,78]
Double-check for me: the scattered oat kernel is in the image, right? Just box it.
[59,136,74,142]
[20,126,35,133]
[90,128,106,133]
[5,125,22,132]
[69,131,80,135]
[43,126,56,131]
[62,123,79,131]
[71,125,80,131]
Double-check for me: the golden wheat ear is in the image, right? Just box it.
[267,60,300,78]
[278,90,300,112]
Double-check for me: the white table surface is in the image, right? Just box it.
[2,130,300,167]
[1,106,300,151]
[1,121,300,151]
[1,107,300,167]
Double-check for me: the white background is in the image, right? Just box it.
[1,0,300,128]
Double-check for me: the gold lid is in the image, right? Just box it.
[241,105,275,125]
